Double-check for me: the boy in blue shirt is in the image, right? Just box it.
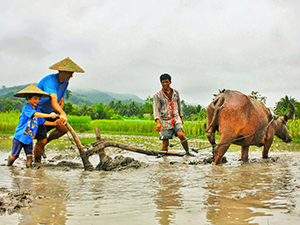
[7,84,58,168]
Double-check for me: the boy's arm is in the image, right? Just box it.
[34,112,57,119]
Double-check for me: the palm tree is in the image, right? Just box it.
[65,89,72,100]
[274,96,298,118]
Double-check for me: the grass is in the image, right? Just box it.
[0,112,19,134]
[0,112,300,143]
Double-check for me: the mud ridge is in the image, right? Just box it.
[0,191,33,214]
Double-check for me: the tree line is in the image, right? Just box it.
[63,97,206,121]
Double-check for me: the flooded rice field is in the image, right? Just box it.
[0,134,300,225]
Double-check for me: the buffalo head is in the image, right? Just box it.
[274,101,295,143]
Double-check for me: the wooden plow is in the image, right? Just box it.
[65,123,185,171]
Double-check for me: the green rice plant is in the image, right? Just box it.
[0,113,93,133]
[68,115,92,132]
[91,120,157,135]
[183,120,207,137]
[3,111,297,143]
[0,112,20,134]
[90,119,208,137]
[289,120,300,140]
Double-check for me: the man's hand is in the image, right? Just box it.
[59,112,67,125]
[155,120,162,132]
[49,112,58,119]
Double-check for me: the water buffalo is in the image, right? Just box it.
[206,90,294,164]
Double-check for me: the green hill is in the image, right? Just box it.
[0,84,145,105]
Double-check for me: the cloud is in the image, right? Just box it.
[1,0,300,107]
[0,36,49,58]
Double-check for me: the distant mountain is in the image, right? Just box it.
[69,89,145,105]
[0,84,30,98]
[0,85,145,105]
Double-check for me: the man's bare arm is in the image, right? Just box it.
[58,97,64,109]
[49,93,67,124]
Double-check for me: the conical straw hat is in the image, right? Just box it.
[14,84,49,98]
[49,57,85,73]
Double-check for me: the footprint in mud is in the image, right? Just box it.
[248,157,280,163]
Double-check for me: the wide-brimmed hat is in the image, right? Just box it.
[49,57,85,73]
[14,84,49,98]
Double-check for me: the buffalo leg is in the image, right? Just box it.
[262,140,273,158]
[207,131,216,146]
[207,130,216,158]
[214,141,231,164]
[241,146,249,161]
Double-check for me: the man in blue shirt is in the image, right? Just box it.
[34,57,85,163]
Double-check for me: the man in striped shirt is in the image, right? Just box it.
[153,73,190,154]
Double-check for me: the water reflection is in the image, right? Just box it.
[152,157,183,225]
[205,160,295,225]
[8,167,68,224]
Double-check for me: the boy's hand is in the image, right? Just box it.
[49,112,58,119]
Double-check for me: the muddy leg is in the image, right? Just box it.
[214,142,231,164]
[162,140,169,151]
[26,154,32,168]
[47,125,67,144]
[241,146,249,161]
[7,156,17,166]
[262,144,271,158]
[177,131,189,153]
[34,138,47,163]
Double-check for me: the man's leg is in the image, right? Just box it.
[177,131,190,154]
[162,139,169,151]
[160,128,172,151]
[34,123,66,160]
[34,138,47,163]
[47,124,67,144]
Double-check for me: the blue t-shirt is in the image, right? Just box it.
[14,103,46,144]
[37,73,68,113]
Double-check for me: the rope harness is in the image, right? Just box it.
[170,115,276,153]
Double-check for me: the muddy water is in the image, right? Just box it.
[1,135,300,225]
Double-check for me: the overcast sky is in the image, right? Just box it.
[1,0,299,107]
